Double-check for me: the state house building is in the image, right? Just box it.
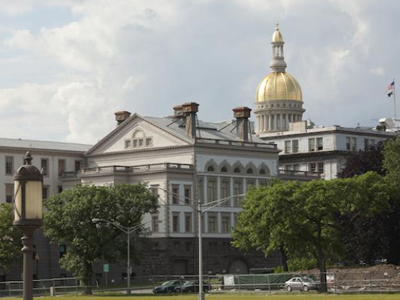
[1,25,395,283]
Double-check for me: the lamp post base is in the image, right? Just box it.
[20,227,37,300]
[198,291,205,300]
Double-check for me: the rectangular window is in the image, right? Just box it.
[318,162,324,174]
[185,213,192,232]
[309,163,317,172]
[152,215,159,233]
[351,137,357,151]
[41,158,48,176]
[59,244,67,258]
[184,185,191,205]
[133,140,138,147]
[150,185,159,198]
[172,214,180,232]
[172,185,179,205]
[220,180,230,206]
[284,140,291,153]
[284,165,293,171]
[292,140,299,153]
[293,164,300,171]
[5,184,13,203]
[58,159,66,176]
[208,214,217,233]
[74,160,81,172]
[346,137,351,150]
[233,180,243,206]
[42,186,48,199]
[146,138,152,146]
[317,137,323,150]
[138,139,143,147]
[308,138,315,151]
[125,140,131,148]
[5,156,13,175]
[207,180,216,203]
[221,214,231,233]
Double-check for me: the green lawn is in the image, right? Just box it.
[4,294,400,300]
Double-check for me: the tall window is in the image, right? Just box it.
[317,137,323,150]
[74,160,81,172]
[58,159,66,177]
[185,213,192,232]
[172,214,180,232]
[292,140,299,153]
[150,185,159,199]
[221,214,231,233]
[346,137,351,150]
[5,156,13,175]
[184,185,191,205]
[41,158,48,176]
[172,185,179,204]
[207,180,216,203]
[284,140,291,153]
[5,184,13,203]
[42,186,48,199]
[318,162,324,174]
[308,138,315,151]
[233,180,243,206]
[220,180,230,206]
[152,215,159,233]
[309,163,317,172]
[351,137,357,151]
[208,214,217,233]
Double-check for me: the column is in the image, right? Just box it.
[203,174,207,204]
[266,115,269,131]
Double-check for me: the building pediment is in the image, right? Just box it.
[86,114,191,156]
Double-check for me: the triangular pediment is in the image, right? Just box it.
[86,114,191,156]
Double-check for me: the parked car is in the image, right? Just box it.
[175,281,211,293]
[284,276,318,292]
[153,280,184,294]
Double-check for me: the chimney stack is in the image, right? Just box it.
[114,111,131,126]
[233,107,252,142]
[181,102,199,139]
[173,105,184,118]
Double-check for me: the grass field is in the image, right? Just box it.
[3,294,400,300]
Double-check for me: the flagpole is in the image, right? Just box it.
[394,78,397,119]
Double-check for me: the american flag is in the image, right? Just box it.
[387,80,395,97]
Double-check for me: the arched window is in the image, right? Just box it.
[234,167,240,173]
[221,166,228,173]
[207,166,215,172]
[259,169,266,175]
[247,168,253,174]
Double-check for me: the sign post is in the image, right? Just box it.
[103,264,109,288]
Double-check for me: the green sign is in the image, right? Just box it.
[103,264,109,273]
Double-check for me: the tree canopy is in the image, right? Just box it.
[43,183,157,294]
[232,172,394,292]
[0,203,23,274]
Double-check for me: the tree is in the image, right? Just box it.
[0,203,23,274]
[43,184,157,294]
[338,141,385,178]
[383,136,400,185]
[232,172,393,292]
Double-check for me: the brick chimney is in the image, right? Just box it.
[181,102,199,139]
[233,107,252,142]
[114,111,131,126]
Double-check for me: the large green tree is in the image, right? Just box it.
[43,184,157,294]
[232,172,393,292]
[383,136,400,185]
[0,203,23,274]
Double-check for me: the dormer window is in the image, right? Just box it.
[260,169,266,175]
[234,167,240,173]
[247,168,253,174]
[221,166,227,173]
[207,166,214,172]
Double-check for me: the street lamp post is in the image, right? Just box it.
[13,152,43,300]
[155,186,244,300]
[92,218,158,295]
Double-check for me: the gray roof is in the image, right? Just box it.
[144,116,265,143]
[0,137,92,152]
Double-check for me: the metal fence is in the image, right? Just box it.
[1,270,400,297]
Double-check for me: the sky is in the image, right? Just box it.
[0,0,399,144]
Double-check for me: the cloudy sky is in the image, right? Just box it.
[0,0,399,144]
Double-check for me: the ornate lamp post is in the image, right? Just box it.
[13,152,43,300]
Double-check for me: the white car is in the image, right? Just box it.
[284,277,318,292]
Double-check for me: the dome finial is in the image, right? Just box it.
[275,22,279,30]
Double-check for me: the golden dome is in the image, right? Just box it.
[256,72,302,102]
[272,24,284,43]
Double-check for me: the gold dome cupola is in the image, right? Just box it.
[254,24,305,134]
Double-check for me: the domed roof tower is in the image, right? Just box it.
[254,24,305,133]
